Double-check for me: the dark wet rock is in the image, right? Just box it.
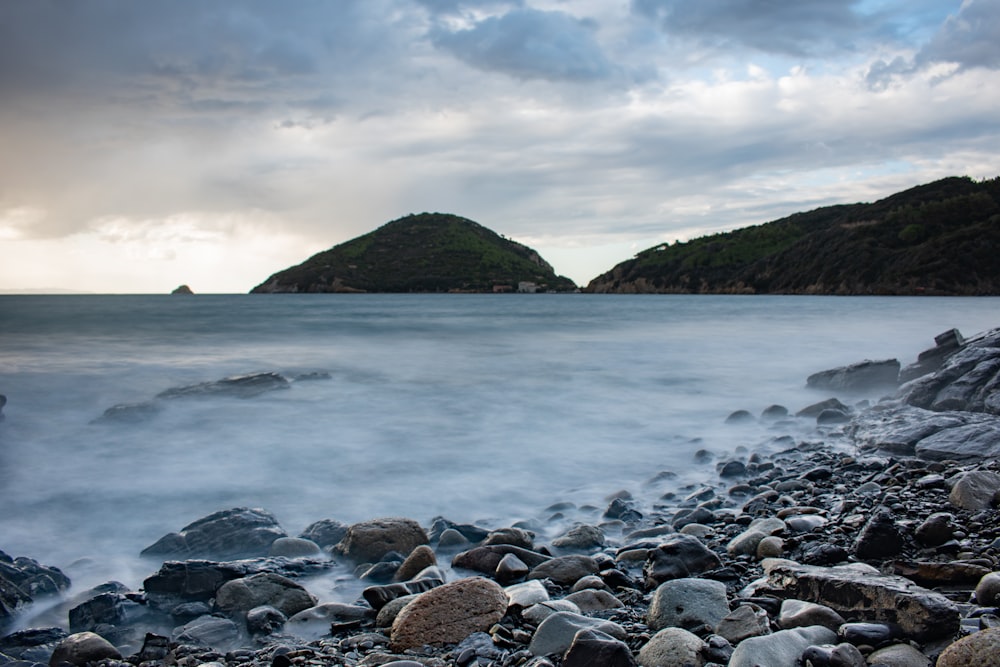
[949,470,1000,510]
[807,359,900,393]
[0,553,71,633]
[214,572,317,618]
[799,543,850,566]
[528,555,599,587]
[141,507,288,561]
[854,507,905,560]
[335,517,429,563]
[758,560,959,640]
[389,577,507,651]
[245,605,286,636]
[561,628,637,667]
[718,460,747,478]
[797,398,850,418]
[899,328,967,384]
[778,599,845,632]
[157,372,290,400]
[726,410,754,424]
[837,621,900,645]
[936,627,1000,667]
[762,404,789,421]
[393,545,437,582]
[495,553,530,584]
[170,614,241,650]
[801,642,866,667]
[484,527,535,549]
[914,512,954,546]
[817,408,851,425]
[94,400,164,423]
[0,628,67,663]
[363,577,444,611]
[715,603,770,643]
[528,611,626,658]
[648,577,729,632]
[67,591,156,645]
[0,394,5,421]
[728,626,837,667]
[552,524,605,550]
[452,545,550,575]
[428,517,490,544]
[298,519,348,548]
[603,498,642,523]
[899,328,1000,413]
[642,534,723,588]
[47,631,121,667]
[563,589,623,613]
[671,506,716,529]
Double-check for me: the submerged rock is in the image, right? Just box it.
[807,359,901,393]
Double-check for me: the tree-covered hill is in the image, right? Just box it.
[585,176,1000,295]
[251,213,577,293]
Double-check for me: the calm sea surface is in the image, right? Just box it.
[1,294,998,597]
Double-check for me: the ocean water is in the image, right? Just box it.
[1,294,998,600]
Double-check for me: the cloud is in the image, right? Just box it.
[630,0,867,57]
[430,8,617,82]
[918,0,1000,70]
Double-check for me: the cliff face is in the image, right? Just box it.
[586,176,1000,295]
[251,213,576,294]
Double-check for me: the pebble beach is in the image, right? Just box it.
[3,325,1000,667]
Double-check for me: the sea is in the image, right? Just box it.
[1,294,998,606]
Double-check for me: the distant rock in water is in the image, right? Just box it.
[171,284,194,295]
[250,212,576,294]
[0,393,6,421]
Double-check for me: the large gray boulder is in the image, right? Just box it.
[898,327,1000,413]
[807,359,900,393]
[647,578,729,632]
[528,611,627,658]
[47,632,121,667]
[728,626,837,667]
[141,507,288,560]
[642,534,722,588]
[757,559,958,640]
[214,572,317,618]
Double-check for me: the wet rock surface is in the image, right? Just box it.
[4,325,1000,666]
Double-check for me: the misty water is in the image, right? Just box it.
[1,294,998,608]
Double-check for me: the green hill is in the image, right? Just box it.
[586,176,1000,295]
[251,213,577,293]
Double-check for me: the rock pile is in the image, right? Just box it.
[2,327,1000,667]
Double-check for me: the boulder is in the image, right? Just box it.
[1,553,71,632]
[298,519,348,548]
[807,359,900,392]
[47,632,121,667]
[528,611,626,657]
[853,507,905,560]
[936,627,1000,667]
[949,470,1000,510]
[268,537,322,558]
[728,626,837,667]
[637,627,705,667]
[336,517,429,563]
[758,559,959,640]
[170,614,241,650]
[245,605,286,635]
[715,604,770,644]
[643,534,722,588]
[393,545,437,582]
[452,544,550,575]
[483,527,534,548]
[389,577,507,651]
[141,507,287,560]
[975,572,1000,606]
[552,524,605,550]
[528,555,600,587]
[562,629,637,667]
[214,572,317,617]
[914,512,954,546]
[647,578,729,632]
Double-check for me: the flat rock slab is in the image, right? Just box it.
[807,359,900,393]
[759,559,958,640]
[848,406,1000,461]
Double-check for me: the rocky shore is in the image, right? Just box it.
[3,327,1000,667]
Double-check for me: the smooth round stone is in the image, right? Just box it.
[562,628,636,667]
[648,578,730,632]
[268,537,322,558]
[975,572,1000,606]
[756,536,784,559]
[748,517,786,535]
[48,632,121,667]
[570,574,610,593]
[246,605,287,635]
[437,528,470,549]
[394,545,437,582]
[552,524,605,550]
[679,523,714,539]
[783,515,827,533]
[505,580,550,609]
[171,615,241,650]
[838,622,898,645]
[801,642,866,667]
[637,627,704,667]
[528,555,600,587]
[936,627,1000,667]
[523,600,581,624]
[495,552,530,584]
[715,604,770,644]
[866,643,931,667]
[779,600,845,632]
[563,589,624,612]
[528,611,626,657]
[727,530,766,556]
[914,512,954,547]
[729,626,837,667]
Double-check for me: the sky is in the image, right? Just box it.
[1,0,998,293]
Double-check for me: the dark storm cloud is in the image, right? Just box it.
[919,0,1000,70]
[430,8,616,82]
[630,0,868,57]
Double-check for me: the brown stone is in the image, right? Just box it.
[48,632,121,667]
[390,577,508,650]
[335,517,428,563]
[393,545,437,582]
[936,627,1000,667]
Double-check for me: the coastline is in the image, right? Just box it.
[3,326,1000,667]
